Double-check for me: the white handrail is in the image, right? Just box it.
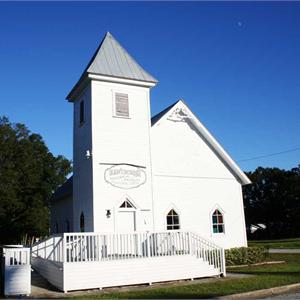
[189,232,225,274]
[31,235,64,262]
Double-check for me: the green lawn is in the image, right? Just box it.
[72,253,300,299]
[248,238,300,249]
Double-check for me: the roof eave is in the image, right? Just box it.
[187,115,251,186]
[88,73,157,88]
[51,191,72,203]
[66,73,90,102]
[67,72,157,102]
[151,100,251,186]
[189,117,251,185]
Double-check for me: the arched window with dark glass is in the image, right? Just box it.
[66,220,70,232]
[80,212,85,232]
[212,209,224,233]
[166,209,180,230]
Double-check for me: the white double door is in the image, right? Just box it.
[116,210,136,232]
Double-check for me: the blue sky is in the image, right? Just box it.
[0,2,299,172]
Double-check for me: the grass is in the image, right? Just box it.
[248,237,300,249]
[72,253,300,299]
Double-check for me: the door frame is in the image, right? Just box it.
[114,195,139,232]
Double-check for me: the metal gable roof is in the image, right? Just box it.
[87,32,157,83]
[51,176,73,202]
[67,32,157,100]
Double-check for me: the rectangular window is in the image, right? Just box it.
[80,100,85,124]
[114,93,129,118]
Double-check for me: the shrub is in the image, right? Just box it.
[225,246,267,266]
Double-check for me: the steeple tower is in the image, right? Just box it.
[69,32,157,232]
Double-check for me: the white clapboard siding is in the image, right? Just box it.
[4,266,31,295]
[3,247,31,296]
[64,255,218,291]
[151,101,248,249]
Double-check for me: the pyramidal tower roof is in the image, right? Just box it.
[67,32,158,100]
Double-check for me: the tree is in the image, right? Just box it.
[0,116,72,244]
[243,166,300,239]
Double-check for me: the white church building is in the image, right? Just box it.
[32,32,251,292]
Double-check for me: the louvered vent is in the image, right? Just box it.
[115,93,129,117]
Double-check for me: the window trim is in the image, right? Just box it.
[112,91,130,119]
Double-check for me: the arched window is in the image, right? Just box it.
[66,220,70,232]
[212,209,224,233]
[80,212,85,232]
[166,209,180,230]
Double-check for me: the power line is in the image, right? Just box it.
[237,147,300,163]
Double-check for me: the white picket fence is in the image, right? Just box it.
[31,231,225,291]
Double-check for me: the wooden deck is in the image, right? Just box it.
[31,231,225,292]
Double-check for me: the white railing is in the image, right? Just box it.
[63,231,190,263]
[31,231,225,275]
[190,232,226,275]
[31,234,63,262]
[3,247,30,266]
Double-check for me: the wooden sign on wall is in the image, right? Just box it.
[104,164,146,189]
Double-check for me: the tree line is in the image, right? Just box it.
[244,166,300,239]
[0,116,299,243]
[0,117,71,244]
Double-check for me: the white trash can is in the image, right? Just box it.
[1,245,31,296]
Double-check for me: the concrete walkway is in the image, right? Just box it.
[263,290,300,299]
[30,269,65,298]
[269,248,300,254]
